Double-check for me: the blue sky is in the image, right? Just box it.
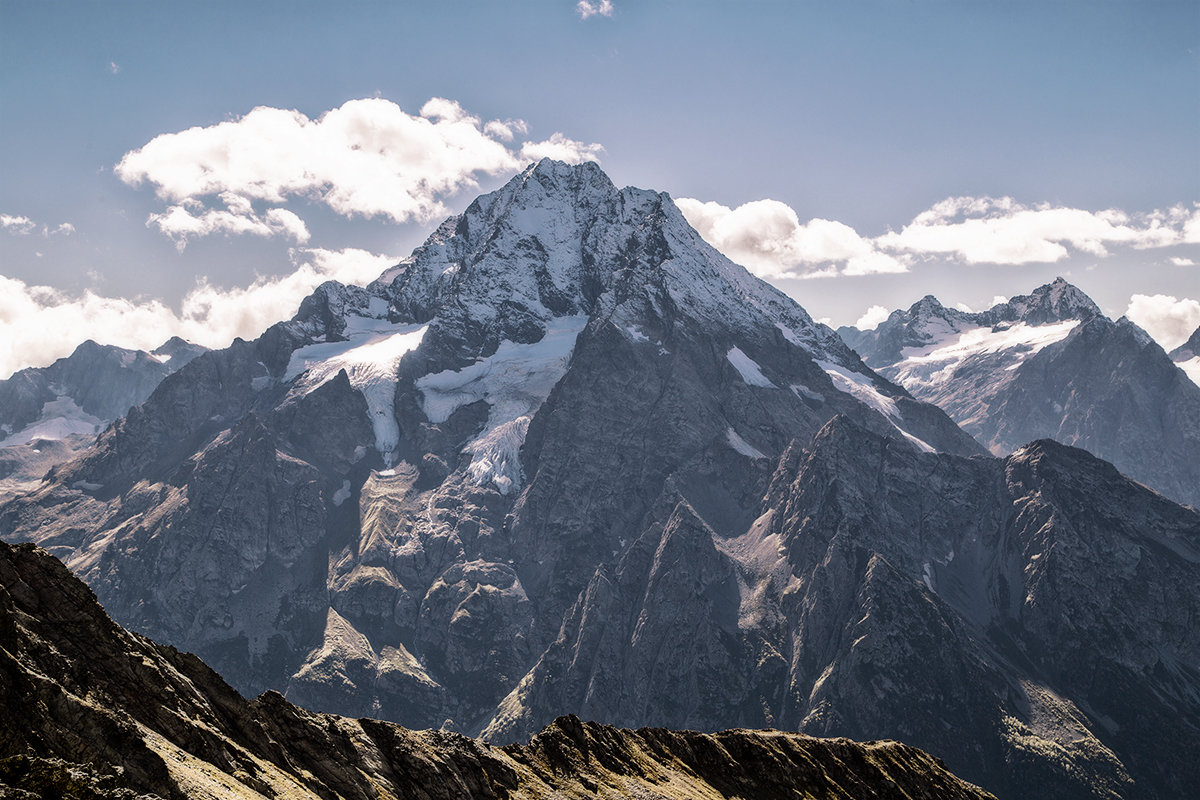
[1,0,1197,375]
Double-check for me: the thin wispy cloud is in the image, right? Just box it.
[0,247,395,378]
[2,213,75,237]
[0,215,37,235]
[577,0,614,20]
[1125,293,1200,351]
[149,194,309,251]
[116,97,602,248]
[678,195,1200,279]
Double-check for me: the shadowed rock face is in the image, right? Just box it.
[1,162,1197,800]
[487,416,1200,800]
[837,279,1200,508]
[0,541,994,800]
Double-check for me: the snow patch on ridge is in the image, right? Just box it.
[1176,356,1200,388]
[819,361,900,419]
[727,347,775,387]
[417,315,587,494]
[892,320,1079,391]
[726,428,766,459]
[818,360,936,453]
[286,319,429,465]
[791,383,823,403]
[4,397,105,446]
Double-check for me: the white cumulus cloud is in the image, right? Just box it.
[115,97,603,247]
[0,247,396,378]
[675,197,908,279]
[1170,256,1196,267]
[877,197,1194,264]
[677,194,1200,278]
[1124,294,1200,352]
[854,305,891,330]
[577,0,614,19]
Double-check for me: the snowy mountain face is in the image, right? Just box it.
[0,337,206,501]
[839,279,1102,371]
[1171,324,1200,388]
[2,161,1196,799]
[840,278,1200,507]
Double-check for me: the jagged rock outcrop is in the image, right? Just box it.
[0,540,994,799]
[838,279,1200,507]
[0,337,206,502]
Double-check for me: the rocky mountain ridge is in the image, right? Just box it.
[838,278,1200,507]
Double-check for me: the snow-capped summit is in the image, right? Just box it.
[839,277,1100,370]
[266,158,966,483]
[370,157,849,364]
[992,276,1101,326]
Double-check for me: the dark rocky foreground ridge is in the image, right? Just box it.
[0,541,994,800]
[2,161,1198,799]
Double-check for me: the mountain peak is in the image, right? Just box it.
[528,156,609,181]
[909,294,947,315]
[369,158,851,366]
[997,277,1101,325]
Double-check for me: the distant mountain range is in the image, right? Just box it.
[838,278,1200,508]
[0,337,205,501]
[2,161,1196,800]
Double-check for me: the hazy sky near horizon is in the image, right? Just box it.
[1,0,1197,376]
